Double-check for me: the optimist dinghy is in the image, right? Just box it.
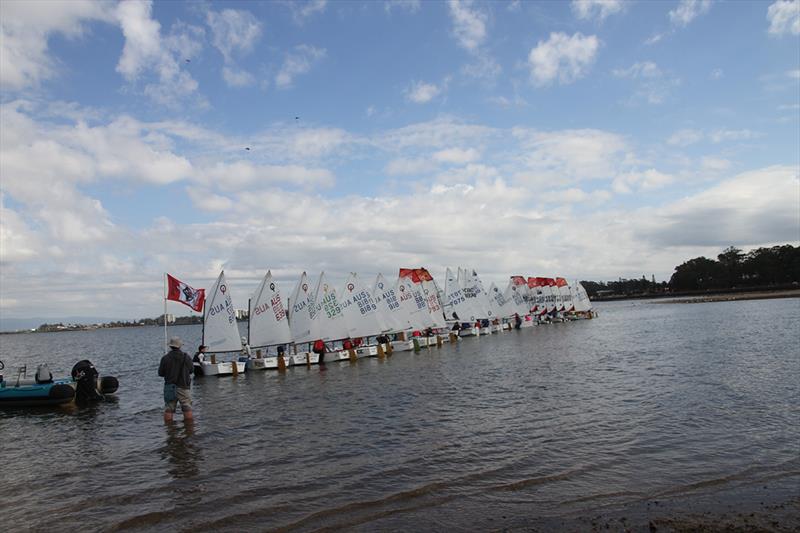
[199,271,247,376]
[246,271,292,371]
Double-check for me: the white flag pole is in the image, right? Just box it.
[163,273,168,353]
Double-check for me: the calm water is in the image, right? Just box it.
[1,298,798,531]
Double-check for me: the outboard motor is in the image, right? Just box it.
[71,360,103,403]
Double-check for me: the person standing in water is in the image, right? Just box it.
[159,337,193,423]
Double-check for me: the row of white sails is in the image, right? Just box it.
[195,267,592,375]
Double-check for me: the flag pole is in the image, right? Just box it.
[163,273,168,353]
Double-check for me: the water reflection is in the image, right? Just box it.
[162,421,201,480]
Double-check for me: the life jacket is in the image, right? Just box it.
[313,340,325,353]
[343,339,353,350]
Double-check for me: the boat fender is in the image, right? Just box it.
[49,383,76,402]
[35,364,53,384]
[100,376,119,395]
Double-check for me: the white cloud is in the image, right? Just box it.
[186,188,235,212]
[667,128,762,145]
[613,61,679,104]
[206,8,261,87]
[206,8,261,61]
[708,129,762,143]
[767,0,800,36]
[197,161,335,189]
[448,0,488,52]
[288,0,327,24]
[0,0,114,90]
[115,0,202,106]
[788,69,800,79]
[385,158,436,176]
[667,129,704,146]
[571,0,624,21]
[669,0,712,27]
[222,66,255,87]
[701,156,732,171]
[276,45,326,89]
[511,128,630,183]
[405,80,443,103]
[710,68,723,79]
[433,147,480,164]
[613,168,675,193]
[528,32,599,87]
[637,165,800,247]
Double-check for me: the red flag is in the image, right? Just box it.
[166,274,205,312]
[416,268,433,282]
[555,277,568,287]
[511,275,526,286]
[399,268,421,283]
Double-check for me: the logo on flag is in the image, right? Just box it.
[166,274,205,312]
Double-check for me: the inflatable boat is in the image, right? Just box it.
[0,360,119,408]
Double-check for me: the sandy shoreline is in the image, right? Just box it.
[654,290,800,305]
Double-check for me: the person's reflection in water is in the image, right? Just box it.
[162,420,201,481]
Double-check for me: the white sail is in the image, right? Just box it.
[248,271,292,348]
[466,269,495,319]
[289,272,317,344]
[543,283,557,313]
[488,282,511,318]
[340,273,387,337]
[396,275,427,330]
[372,273,405,332]
[203,271,242,353]
[506,279,530,316]
[421,278,447,328]
[459,267,485,320]
[573,282,592,312]
[557,282,573,311]
[443,267,475,321]
[313,272,349,341]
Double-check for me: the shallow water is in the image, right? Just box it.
[1,298,798,531]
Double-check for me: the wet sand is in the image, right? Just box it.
[656,290,800,305]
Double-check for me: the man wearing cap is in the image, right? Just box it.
[158,337,194,422]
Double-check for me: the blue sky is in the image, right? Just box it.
[1,0,799,322]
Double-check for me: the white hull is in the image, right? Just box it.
[246,357,278,371]
[287,352,318,366]
[490,324,503,333]
[390,340,415,352]
[356,345,379,357]
[200,361,247,376]
[478,327,491,335]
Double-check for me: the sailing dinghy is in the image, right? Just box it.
[200,271,247,376]
[246,271,292,370]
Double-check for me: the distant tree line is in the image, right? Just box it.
[581,244,800,297]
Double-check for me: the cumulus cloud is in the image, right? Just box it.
[205,7,261,87]
[0,0,114,90]
[767,0,800,36]
[667,128,704,146]
[115,0,202,106]
[448,0,488,52]
[571,0,624,21]
[405,80,443,103]
[276,44,326,89]
[528,32,599,86]
[669,0,712,27]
